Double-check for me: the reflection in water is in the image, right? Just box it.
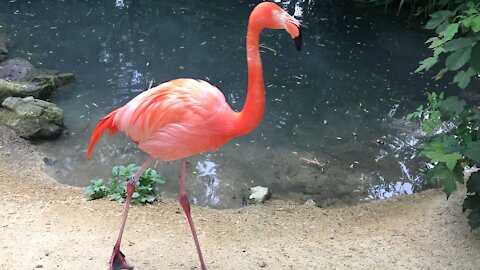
[193,158,221,207]
[367,180,414,200]
[0,0,448,208]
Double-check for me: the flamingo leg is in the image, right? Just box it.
[179,158,207,270]
[109,157,154,270]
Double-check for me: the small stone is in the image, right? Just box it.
[35,265,43,268]
[304,199,316,206]
[249,186,270,203]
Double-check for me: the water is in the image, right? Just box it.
[1,0,449,208]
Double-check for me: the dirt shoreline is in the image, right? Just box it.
[1,125,479,270]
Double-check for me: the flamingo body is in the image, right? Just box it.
[87,78,238,161]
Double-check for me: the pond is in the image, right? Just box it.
[0,0,450,208]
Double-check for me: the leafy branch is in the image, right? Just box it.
[416,1,480,89]
[85,164,166,204]
[407,92,480,229]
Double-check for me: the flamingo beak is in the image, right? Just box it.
[294,26,302,51]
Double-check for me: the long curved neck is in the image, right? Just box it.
[233,19,265,137]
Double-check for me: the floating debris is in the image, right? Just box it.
[259,44,277,54]
[300,157,327,172]
[375,139,386,145]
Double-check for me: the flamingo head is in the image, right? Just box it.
[251,2,302,50]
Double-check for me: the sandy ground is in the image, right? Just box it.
[1,125,479,270]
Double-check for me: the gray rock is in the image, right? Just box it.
[0,58,33,81]
[249,186,270,203]
[0,59,75,103]
[0,79,47,103]
[304,199,317,206]
[0,96,65,139]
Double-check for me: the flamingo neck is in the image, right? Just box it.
[233,20,265,136]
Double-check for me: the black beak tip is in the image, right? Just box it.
[294,26,303,51]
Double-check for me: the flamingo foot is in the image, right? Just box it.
[109,246,133,270]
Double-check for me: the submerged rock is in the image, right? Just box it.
[0,30,8,62]
[0,80,47,103]
[249,186,270,203]
[0,58,75,102]
[0,96,65,139]
[0,58,33,81]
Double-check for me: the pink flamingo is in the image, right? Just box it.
[86,2,301,270]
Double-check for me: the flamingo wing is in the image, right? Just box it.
[114,78,236,160]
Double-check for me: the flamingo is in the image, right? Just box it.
[86,2,302,270]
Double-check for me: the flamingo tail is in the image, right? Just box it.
[86,110,119,159]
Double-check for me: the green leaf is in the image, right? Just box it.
[143,194,156,203]
[469,43,480,71]
[471,15,480,32]
[430,10,454,19]
[85,185,94,194]
[439,96,466,117]
[437,20,451,34]
[428,164,457,198]
[425,10,453,31]
[465,141,480,162]
[110,193,121,201]
[466,1,476,10]
[445,47,472,70]
[428,38,444,49]
[453,68,475,89]
[427,151,462,171]
[112,166,120,178]
[442,23,459,41]
[406,112,416,121]
[422,111,442,134]
[443,37,475,52]
[415,57,438,72]
[462,16,472,30]
[425,17,450,30]
[434,68,448,80]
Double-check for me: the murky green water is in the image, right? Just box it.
[1,0,450,208]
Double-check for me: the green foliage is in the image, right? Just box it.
[85,164,166,204]
[407,92,480,229]
[415,1,480,89]
[84,179,108,200]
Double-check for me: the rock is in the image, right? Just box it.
[304,199,317,207]
[0,31,8,62]
[249,186,270,203]
[0,58,33,81]
[0,96,65,139]
[0,58,75,102]
[33,72,75,88]
[0,80,48,103]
